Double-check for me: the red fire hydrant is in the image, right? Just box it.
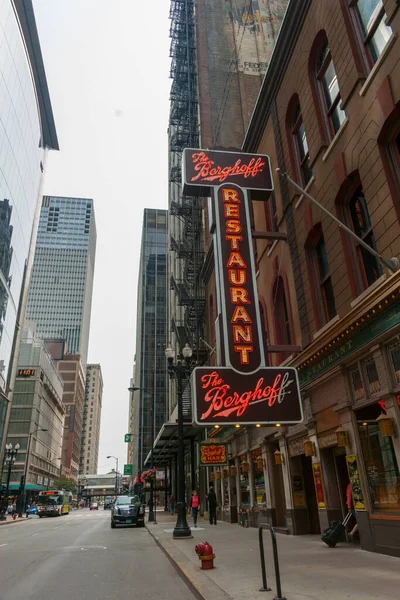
[195,541,215,570]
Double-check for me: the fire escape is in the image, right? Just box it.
[169,0,206,363]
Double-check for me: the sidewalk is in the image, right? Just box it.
[0,516,28,526]
[146,513,400,600]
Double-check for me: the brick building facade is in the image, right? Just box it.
[205,0,400,558]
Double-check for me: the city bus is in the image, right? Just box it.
[37,490,72,517]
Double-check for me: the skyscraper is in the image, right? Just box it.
[0,0,58,456]
[26,196,96,368]
[80,364,103,475]
[131,209,168,477]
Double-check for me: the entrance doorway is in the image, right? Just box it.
[301,455,320,534]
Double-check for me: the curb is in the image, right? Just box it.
[146,523,231,600]
[0,518,29,526]
[146,524,206,600]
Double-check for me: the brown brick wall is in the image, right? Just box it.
[252,0,400,347]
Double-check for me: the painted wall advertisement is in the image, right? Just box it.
[346,454,366,511]
[312,462,326,509]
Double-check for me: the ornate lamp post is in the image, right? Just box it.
[0,443,20,520]
[165,343,193,539]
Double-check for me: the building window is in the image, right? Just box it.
[273,277,292,346]
[347,186,382,288]
[315,235,336,325]
[290,104,312,186]
[315,38,346,137]
[364,357,381,395]
[350,365,365,400]
[353,0,392,66]
[357,403,400,512]
[388,341,400,384]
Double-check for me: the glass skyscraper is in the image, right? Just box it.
[26,196,96,368]
[131,209,168,477]
[0,0,58,453]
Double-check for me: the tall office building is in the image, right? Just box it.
[26,196,96,369]
[80,364,103,475]
[131,209,168,477]
[0,0,58,456]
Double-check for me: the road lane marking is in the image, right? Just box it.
[0,543,7,547]
[32,533,40,536]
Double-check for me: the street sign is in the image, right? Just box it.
[124,464,133,476]
[124,434,132,443]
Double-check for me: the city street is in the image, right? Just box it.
[0,510,195,600]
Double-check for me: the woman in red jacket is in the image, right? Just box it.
[190,490,200,528]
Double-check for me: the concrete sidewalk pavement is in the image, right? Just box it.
[146,513,400,600]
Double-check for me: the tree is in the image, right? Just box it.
[53,477,77,492]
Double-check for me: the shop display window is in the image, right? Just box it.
[364,357,381,395]
[357,404,400,512]
[240,475,251,506]
[350,366,365,400]
[388,342,400,384]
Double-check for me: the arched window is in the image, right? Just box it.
[347,186,382,288]
[342,0,392,71]
[306,224,336,329]
[286,95,312,186]
[310,32,346,141]
[273,277,292,346]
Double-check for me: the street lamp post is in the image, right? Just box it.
[107,456,119,496]
[165,343,193,539]
[0,443,20,520]
[17,428,48,517]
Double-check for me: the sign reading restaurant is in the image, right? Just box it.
[182,148,303,426]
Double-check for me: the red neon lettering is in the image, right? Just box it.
[190,152,266,184]
[223,189,240,203]
[228,269,246,285]
[230,288,250,304]
[231,306,252,323]
[226,220,242,234]
[224,204,239,218]
[200,372,294,420]
[233,325,252,343]
[227,252,246,268]
[226,235,242,250]
[234,345,253,364]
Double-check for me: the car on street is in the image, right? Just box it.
[104,497,114,510]
[111,495,145,528]
[90,502,98,510]
[27,504,38,515]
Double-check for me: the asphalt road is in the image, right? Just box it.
[0,509,195,600]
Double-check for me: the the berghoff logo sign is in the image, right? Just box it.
[181,147,302,427]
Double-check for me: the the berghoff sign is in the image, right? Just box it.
[193,367,302,426]
[182,147,302,427]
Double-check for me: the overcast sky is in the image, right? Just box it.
[33,0,171,473]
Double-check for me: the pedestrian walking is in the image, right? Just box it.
[25,503,31,518]
[189,490,200,527]
[206,486,217,525]
[7,503,13,518]
[346,483,359,540]
[169,494,176,515]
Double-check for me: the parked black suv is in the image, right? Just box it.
[111,495,145,528]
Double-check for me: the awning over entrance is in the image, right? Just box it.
[8,484,47,491]
[144,421,202,467]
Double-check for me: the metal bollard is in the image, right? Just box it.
[258,524,287,600]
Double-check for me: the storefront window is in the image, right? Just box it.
[388,342,400,384]
[364,357,381,395]
[252,450,266,505]
[357,404,400,512]
[350,366,365,400]
[240,475,251,506]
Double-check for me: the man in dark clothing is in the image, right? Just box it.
[207,486,217,525]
